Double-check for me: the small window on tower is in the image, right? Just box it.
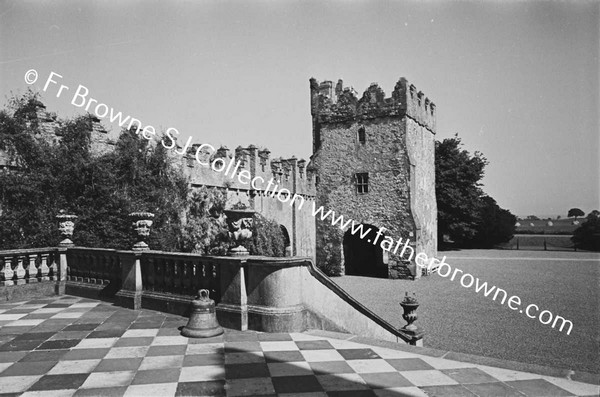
[358,127,366,144]
[355,173,369,194]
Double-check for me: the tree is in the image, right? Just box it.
[470,196,516,248]
[526,215,540,220]
[0,92,188,250]
[572,210,600,251]
[435,134,516,248]
[568,208,585,219]
[0,92,287,257]
[435,135,488,245]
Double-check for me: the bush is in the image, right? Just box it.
[572,211,600,251]
[246,214,286,257]
[0,93,185,251]
[180,187,229,255]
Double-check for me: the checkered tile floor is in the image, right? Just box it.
[0,296,597,396]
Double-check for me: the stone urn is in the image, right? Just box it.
[224,209,255,256]
[400,292,421,333]
[129,212,154,251]
[56,211,77,247]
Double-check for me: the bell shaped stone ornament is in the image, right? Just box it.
[181,289,224,338]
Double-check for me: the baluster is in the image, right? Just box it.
[76,252,82,281]
[1,256,14,286]
[182,261,191,295]
[112,256,121,285]
[26,254,39,284]
[88,254,98,284]
[164,259,173,293]
[106,255,113,284]
[15,255,26,285]
[39,253,50,281]
[174,260,183,292]
[98,255,106,284]
[155,259,164,292]
[98,255,106,285]
[49,253,58,281]
[200,263,209,290]
[101,255,109,284]
[111,255,118,284]
[95,255,102,284]
[88,253,95,283]
[81,253,88,282]
[146,257,155,292]
[66,252,72,281]
[88,254,95,283]
[210,263,219,299]
[73,253,85,282]
[69,252,77,281]
[169,259,175,291]
[190,261,200,293]
[172,260,179,292]
[81,254,88,283]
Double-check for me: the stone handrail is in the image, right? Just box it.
[301,257,417,344]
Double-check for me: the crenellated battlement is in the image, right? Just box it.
[310,78,436,133]
[179,140,316,197]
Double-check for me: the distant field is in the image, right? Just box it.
[500,234,577,251]
[515,218,581,234]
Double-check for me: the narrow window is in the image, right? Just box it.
[355,173,369,194]
[314,123,322,152]
[358,127,366,144]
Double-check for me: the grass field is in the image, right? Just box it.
[333,250,600,375]
[501,234,576,251]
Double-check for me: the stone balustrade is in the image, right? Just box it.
[0,209,422,345]
[0,248,59,285]
[0,248,61,301]
[0,245,422,345]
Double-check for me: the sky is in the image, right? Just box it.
[1,0,598,217]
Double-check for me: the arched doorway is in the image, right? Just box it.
[343,224,388,278]
[280,225,292,257]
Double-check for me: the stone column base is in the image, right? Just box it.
[216,303,248,331]
[247,304,306,333]
[115,289,142,310]
[399,326,425,346]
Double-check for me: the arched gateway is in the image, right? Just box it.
[343,224,388,278]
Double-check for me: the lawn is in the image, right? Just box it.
[502,234,576,250]
[333,249,600,374]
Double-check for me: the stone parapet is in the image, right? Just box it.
[0,245,420,344]
[310,78,436,133]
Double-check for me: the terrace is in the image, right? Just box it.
[0,215,597,396]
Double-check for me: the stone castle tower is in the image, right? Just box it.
[309,77,437,279]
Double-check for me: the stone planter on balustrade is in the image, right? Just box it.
[224,209,255,256]
[129,212,154,251]
[56,212,77,247]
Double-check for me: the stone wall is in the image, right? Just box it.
[178,145,317,259]
[0,102,317,260]
[309,77,437,278]
[405,120,438,259]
